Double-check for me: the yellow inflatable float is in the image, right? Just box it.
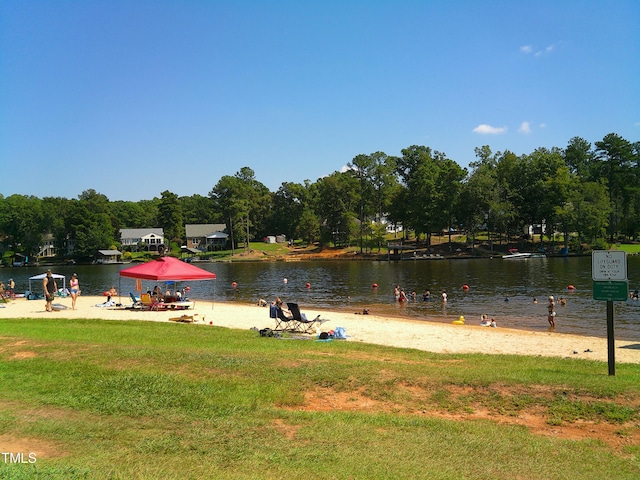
[452,315,465,325]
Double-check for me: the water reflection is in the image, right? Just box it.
[4,255,639,340]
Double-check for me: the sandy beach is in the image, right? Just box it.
[1,294,639,364]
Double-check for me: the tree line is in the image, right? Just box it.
[1,132,638,262]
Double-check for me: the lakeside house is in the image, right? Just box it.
[38,233,56,257]
[185,224,229,251]
[95,249,123,264]
[11,253,31,267]
[119,228,166,252]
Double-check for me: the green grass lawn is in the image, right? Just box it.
[613,244,640,254]
[1,319,640,479]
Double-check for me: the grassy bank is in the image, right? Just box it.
[1,319,639,479]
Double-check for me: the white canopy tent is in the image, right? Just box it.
[28,273,66,296]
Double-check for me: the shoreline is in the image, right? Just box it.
[15,251,594,268]
[1,295,640,364]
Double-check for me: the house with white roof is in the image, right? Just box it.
[119,228,166,251]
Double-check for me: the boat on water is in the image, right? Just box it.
[502,250,546,259]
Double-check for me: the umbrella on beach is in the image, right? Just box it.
[119,256,216,281]
[118,256,216,304]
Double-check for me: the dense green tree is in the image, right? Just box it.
[594,133,635,241]
[554,177,610,253]
[269,181,307,241]
[495,150,528,241]
[371,152,399,223]
[369,222,388,253]
[347,152,398,252]
[457,146,500,252]
[66,190,116,259]
[564,136,594,179]
[157,191,184,245]
[348,154,377,253]
[138,199,160,227]
[209,167,271,253]
[295,207,321,245]
[41,197,70,254]
[0,194,44,257]
[432,152,467,249]
[180,194,216,225]
[394,146,465,250]
[311,171,358,246]
[626,141,640,239]
[110,201,153,229]
[210,174,244,253]
[395,145,438,244]
[526,147,569,245]
[385,182,407,240]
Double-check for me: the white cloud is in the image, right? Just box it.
[521,44,555,56]
[518,121,532,134]
[473,124,507,135]
[539,123,547,128]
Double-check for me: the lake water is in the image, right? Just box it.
[4,255,640,340]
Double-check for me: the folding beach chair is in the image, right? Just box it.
[140,293,167,311]
[270,303,298,331]
[287,303,326,334]
[129,292,142,309]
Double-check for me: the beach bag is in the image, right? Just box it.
[319,332,329,340]
[259,328,274,337]
[334,327,347,339]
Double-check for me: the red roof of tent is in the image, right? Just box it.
[119,256,216,281]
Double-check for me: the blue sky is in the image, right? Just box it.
[1,0,638,201]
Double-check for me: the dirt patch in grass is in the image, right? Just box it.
[0,434,66,460]
[0,339,42,360]
[0,401,82,460]
[9,350,38,359]
[271,419,302,440]
[290,385,640,454]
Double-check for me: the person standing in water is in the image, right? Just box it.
[547,295,556,328]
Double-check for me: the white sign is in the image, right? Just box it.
[592,250,627,281]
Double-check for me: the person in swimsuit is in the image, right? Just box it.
[547,295,556,328]
[70,273,80,310]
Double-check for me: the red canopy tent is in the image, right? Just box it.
[119,256,216,281]
[118,256,216,304]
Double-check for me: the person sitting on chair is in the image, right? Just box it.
[152,286,164,301]
[274,297,293,319]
